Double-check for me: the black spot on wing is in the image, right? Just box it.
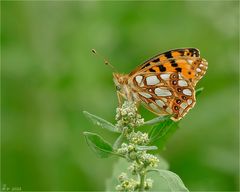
[149,68,155,72]
[159,65,166,72]
[164,51,172,59]
[189,48,200,57]
[152,58,160,63]
[170,60,178,67]
[178,50,185,56]
[175,67,182,72]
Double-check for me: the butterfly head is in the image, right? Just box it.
[113,73,132,100]
[113,73,128,89]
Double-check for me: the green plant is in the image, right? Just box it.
[83,88,204,191]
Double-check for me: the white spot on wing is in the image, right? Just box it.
[196,68,201,72]
[155,100,165,108]
[160,74,170,80]
[135,75,143,84]
[139,92,152,98]
[178,74,183,79]
[187,99,192,105]
[149,103,161,112]
[180,102,188,109]
[166,107,173,114]
[183,89,192,96]
[179,107,184,114]
[199,64,204,67]
[146,76,160,85]
[187,59,193,64]
[178,80,188,87]
[161,98,167,102]
[154,88,172,96]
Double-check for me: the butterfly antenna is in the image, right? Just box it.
[91,49,116,71]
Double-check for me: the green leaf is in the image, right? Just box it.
[157,155,169,170]
[143,115,172,126]
[136,145,158,151]
[83,132,113,158]
[149,117,174,142]
[148,169,189,191]
[196,87,204,97]
[83,111,120,133]
[149,118,179,150]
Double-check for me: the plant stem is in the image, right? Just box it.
[139,173,145,192]
[113,131,125,150]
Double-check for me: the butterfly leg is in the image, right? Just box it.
[117,91,124,107]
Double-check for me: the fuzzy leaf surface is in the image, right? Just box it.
[149,118,179,150]
[83,132,113,158]
[83,111,120,133]
[136,145,158,151]
[148,169,189,191]
[144,115,172,126]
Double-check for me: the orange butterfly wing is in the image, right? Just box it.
[128,48,208,120]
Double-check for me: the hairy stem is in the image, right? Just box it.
[139,172,145,192]
[113,131,125,150]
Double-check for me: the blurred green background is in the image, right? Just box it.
[1,1,239,191]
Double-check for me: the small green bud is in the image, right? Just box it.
[129,151,137,160]
[127,144,135,152]
[115,101,144,129]
[115,184,123,191]
[128,163,137,175]
[145,178,153,190]
[127,131,149,145]
[118,172,128,183]
[139,153,159,167]
[117,143,129,155]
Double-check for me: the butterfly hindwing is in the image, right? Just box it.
[131,72,196,120]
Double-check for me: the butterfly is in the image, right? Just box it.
[113,48,208,121]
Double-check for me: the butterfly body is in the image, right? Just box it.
[113,48,208,121]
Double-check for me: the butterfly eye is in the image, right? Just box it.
[116,85,121,91]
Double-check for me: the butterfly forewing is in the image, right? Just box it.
[129,48,200,75]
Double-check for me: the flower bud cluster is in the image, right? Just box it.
[116,172,138,192]
[115,101,144,130]
[144,178,153,190]
[115,101,158,191]
[128,161,144,175]
[127,131,149,145]
[117,143,136,156]
[139,152,159,168]
[116,169,154,191]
